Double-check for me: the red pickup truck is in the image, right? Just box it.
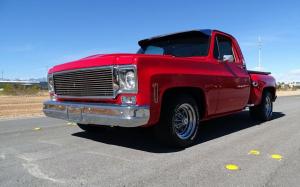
[43,29,276,147]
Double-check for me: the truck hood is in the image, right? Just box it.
[49,53,139,74]
[48,53,207,74]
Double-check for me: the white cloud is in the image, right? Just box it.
[290,69,300,75]
[273,69,300,83]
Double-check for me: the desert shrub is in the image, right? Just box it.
[1,84,40,96]
[2,84,15,95]
[291,87,298,91]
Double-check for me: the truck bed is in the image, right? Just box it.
[248,70,271,75]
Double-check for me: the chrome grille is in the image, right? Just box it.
[53,67,114,98]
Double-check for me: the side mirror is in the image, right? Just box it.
[222,55,234,63]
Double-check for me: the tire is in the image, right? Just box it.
[155,95,200,148]
[77,123,108,132]
[250,92,273,121]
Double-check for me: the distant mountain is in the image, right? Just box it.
[28,77,47,82]
[1,77,47,82]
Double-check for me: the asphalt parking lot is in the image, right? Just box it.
[0,96,300,186]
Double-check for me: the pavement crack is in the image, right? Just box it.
[22,162,65,184]
[16,154,65,184]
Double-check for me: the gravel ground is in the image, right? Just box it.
[0,95,48,119]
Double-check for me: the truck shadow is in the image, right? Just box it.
[72,111,285,153]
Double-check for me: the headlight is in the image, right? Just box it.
[114,65,137,94]
[48,74,54,93]
[125,71,136,89]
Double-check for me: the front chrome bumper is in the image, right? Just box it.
[43,100,150,127]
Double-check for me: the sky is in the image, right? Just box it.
[0,0,299,82]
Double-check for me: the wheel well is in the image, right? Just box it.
[263,87,276,101]
[161,87,206,118]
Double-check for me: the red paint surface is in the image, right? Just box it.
[48,30,276,126]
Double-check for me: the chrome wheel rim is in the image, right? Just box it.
[265,96,273,118]
[172,103,197,140]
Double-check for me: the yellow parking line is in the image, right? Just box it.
[248,150,260,155]
[225,164,240,171]
[67,122,76,126]
[271,154,283,160]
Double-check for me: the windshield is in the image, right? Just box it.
[137,31,210,57]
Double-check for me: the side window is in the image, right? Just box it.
[214,35,235,62]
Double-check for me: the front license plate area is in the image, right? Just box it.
[67,106,82,122]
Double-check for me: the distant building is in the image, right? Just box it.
[0,80,48,90]
[39,81,48,90]
[289,82,300,88]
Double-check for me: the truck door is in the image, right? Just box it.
[213,34,251,114]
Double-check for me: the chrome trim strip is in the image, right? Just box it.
[152,83,159,103]
[53,66,114,75]
[43,100,150,127]
[55,95,116,99]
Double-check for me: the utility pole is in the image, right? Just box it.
[45,66,49,81]
[257,36,262,71]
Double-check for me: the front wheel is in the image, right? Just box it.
[155,95,200,148]
[250,92,273,121]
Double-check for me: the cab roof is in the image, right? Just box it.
[138,29,232,47]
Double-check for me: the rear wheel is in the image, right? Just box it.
[155,95,200,148]
[77,123,109,132]
[250,92,273,121]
